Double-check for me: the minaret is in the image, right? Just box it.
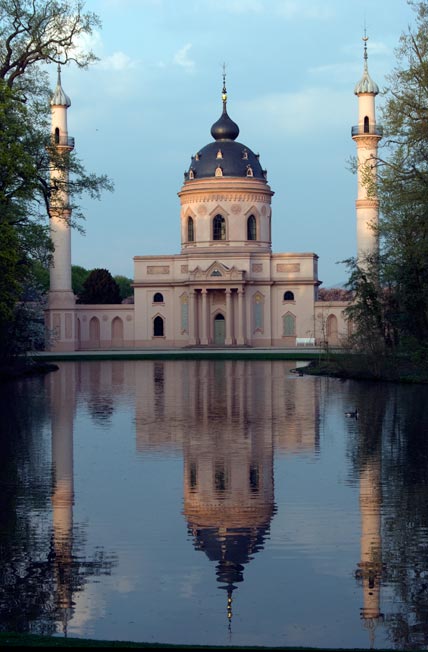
[352,36,382,267]
[46,65,76,351]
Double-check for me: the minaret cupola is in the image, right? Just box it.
[51,64,71,108]
[354,38,379,96]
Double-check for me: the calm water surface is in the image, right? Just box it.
[1,360,428,649]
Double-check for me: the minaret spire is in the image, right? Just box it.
[352,35,382,268]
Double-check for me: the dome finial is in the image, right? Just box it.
[51,62,71,107]
[222,63,227,112]
[210,66,240,141]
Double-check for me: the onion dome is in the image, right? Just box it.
[51,64,71,107]
[185,73,267,181]
[354,37,379,96]
[210,76,240,141]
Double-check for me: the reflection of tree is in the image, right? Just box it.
[347,382,428,650]
[0,375,116,635]
[381,386,428,650]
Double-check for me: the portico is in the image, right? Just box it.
[188,285,246,346]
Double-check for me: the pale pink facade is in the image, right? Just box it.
[45,44,379,352]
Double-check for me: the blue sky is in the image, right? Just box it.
[56,0,415,286]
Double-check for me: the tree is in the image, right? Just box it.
[0,1,112,359]
[77,268,121,304]
[114,275,133,301]
[348,1,428,358]
[72,265,90,295]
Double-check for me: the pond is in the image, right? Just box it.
[1,359,428,649]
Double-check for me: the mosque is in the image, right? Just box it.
[45,40,381,352]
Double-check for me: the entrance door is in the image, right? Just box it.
[214,314,225,345]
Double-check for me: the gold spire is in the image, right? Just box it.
[222,63,227,107]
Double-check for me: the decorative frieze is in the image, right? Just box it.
[181,265,189,273]
[181,192,271,204]
[276,263,300,273]
[147,265,170,275]
[252,263,263,272]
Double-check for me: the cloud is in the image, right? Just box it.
[237,87,352,139]
[98,51,138,71]
[173,43,195,71]
[275,1,334,20]
[205,0,264,13]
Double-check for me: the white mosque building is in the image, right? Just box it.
[45,40,381,352]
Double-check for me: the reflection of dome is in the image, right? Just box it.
[189,522,272,593]
[185,75,267,181]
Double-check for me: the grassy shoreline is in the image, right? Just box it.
[0,632,391,650]
[303,353,428,384]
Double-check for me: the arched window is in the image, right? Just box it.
[111,316,124,347]
[89,316,100,348]
[327,314,338,341]
[283,291,294,301]
[54,127,60,144]
[153,315,164,337]
[213,214,226,240]
[283,313,296,337]
[247,214,257,240]
[153,292,164,303]
[364,116,369,133]
[187,216,194,242]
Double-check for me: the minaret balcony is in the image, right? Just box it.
[52,135,75,149]
[351,125,383,137]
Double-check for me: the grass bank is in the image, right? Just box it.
[303,353,428,384]
[0,632,388,650]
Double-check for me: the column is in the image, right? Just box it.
[225,289,233,345]
[188,290,196,345]
[201,289,208,345]
[236,288,246,346]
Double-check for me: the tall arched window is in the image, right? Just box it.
[326,314,338,343]
[283,313,296,337]
[54,127,60,144]
[111,316,124,347]
[187,216,194,242]
[213,214,226,240]
[153,292,164,303]
[153,315,164,337]
[89,316,100,348]
[364,116,370,133]
[247,214,256,240]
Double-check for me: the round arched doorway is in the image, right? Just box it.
[214,313,225,345]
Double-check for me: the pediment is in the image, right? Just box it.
[190,261,245,281]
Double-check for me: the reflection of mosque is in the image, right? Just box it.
[134,359,320,620]
[48,359,384,636]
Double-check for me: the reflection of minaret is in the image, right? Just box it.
[182,360,276,626]
[355,457,384,648]
[49,363,75,634]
